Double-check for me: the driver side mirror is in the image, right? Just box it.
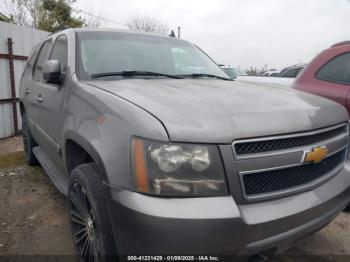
[43,60,62,84]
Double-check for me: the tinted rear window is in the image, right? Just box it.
[316,52,350,85]
[283,67,302,78]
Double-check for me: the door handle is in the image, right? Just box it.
[25,88,30,95]
[35,95,43,103]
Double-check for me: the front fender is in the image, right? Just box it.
[62,81,169,190]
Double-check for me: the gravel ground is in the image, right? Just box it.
[0,136,74,257]
[0,136,349,261]
[0,136,24,155]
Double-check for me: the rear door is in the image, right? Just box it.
[25,40,52,141]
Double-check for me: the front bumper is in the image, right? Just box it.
[107,162,350,255]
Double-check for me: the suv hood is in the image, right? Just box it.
[86,79,348,143]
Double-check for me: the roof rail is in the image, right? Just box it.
[331,41,350,48]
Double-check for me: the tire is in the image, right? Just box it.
[344,204,350,213]
[68,163,118,262]
[22,114,39,166]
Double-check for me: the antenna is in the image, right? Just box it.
[169,30,176,38]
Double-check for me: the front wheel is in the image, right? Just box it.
[68,163,117,262]
[344,205,350,213]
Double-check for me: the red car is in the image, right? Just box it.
[293,41,350,113]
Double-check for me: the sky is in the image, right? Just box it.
[76,0,350,70]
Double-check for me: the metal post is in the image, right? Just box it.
[7,37,19,135]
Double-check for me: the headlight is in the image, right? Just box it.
[131,138,228,196]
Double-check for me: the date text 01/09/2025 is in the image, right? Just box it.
[127,256,220,261]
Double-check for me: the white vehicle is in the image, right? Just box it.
[263,70,280,77]
[280,65,305,78]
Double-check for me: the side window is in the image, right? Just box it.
[23,45,38,76]
[283,68,298,78]
[294,67,303,76]
[316,52,350,85]
[32,41,51,81]
[49,35,68,72]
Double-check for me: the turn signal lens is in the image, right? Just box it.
[132,138,149,192]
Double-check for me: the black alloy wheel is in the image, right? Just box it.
[69,181,101,262]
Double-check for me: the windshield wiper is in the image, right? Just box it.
[176,73,232,81]
[90,70,183,79]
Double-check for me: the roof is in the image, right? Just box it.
[52,27,178,40]
[331,41,350,48]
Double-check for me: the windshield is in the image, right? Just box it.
[77,31,228,80]
[223,68,237,79]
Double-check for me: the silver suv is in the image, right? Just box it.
[20,28,350,260]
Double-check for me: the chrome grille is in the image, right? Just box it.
[243,149,346,196]
[235,125,347,155]
[232,123,348,201]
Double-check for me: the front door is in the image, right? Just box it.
[35,35,69,171]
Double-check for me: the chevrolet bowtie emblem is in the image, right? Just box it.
[304,146,328,164]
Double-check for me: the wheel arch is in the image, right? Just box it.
[63,130,108,182]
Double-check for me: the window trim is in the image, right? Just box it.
[75,32,89,80]
[282,67,303,78]
[314,51,350,86]
[283,68,298,78]
[31,39,52,82]
[48,34,68,73]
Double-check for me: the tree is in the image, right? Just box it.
[127,15,169,35]
[246,67,258,76]
[82,8,103,28]
[0,0,97,32]
[37,0,84,32]
[0,0,39,27]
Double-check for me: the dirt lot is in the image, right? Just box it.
[0,136,349,261]
[0,136,74,256]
